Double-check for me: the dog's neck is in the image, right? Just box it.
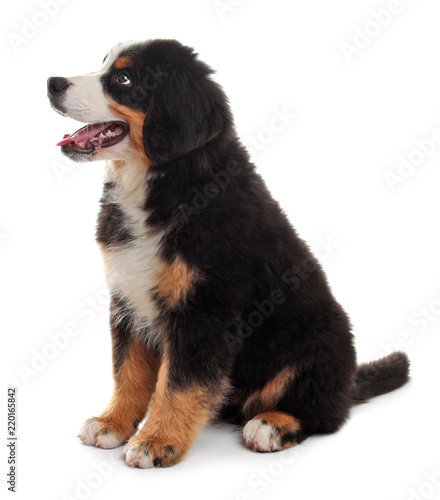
[104,158,152,195]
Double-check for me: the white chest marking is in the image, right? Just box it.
[100,160,164,338]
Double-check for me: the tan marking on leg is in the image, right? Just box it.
[154,256,196,308]
[256,411,301,433]
[107,99,149,159]
[124,350,217,467]
[113,56,133,69]
[242,366,295,418]
[97,340,160,441]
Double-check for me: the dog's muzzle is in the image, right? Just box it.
[47,76,71,115]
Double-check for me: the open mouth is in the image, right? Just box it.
[57,121,129,154]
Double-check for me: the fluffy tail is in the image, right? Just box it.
[351,351,410,405]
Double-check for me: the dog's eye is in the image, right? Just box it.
[115,73,131,86]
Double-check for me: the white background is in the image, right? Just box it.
[1,1,440,499]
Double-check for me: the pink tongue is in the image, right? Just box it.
[56,123,109,147]
[57,137,76,147]
[57,134,74,146]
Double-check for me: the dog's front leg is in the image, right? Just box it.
[123,320,232,468]
[78,303,160,448]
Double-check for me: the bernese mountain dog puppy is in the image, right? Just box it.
[47,39,410,468]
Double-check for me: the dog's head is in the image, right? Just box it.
[48,39,231,165]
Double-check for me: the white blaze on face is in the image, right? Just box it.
[62,41,134,124]
[58,40,145,161]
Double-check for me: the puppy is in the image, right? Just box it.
[48,39,410,468]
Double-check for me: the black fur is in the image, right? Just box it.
[50,39,411,459]
[96,182,135,246]
[111,39,410,436]
[109,296,133,374]
[352,352,410,405]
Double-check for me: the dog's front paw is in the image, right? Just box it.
[78,417,128,449]
[123,436,182,468]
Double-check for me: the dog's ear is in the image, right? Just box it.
[143,65,230,165]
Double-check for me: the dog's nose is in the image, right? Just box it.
[47,76,70,96]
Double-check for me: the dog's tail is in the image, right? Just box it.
[351,351,410,405]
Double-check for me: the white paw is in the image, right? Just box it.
[243,418,281,452]
[96,428,125,449]
[78,418,102,446]
[78,417,124,449]
[123,442,154,469]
